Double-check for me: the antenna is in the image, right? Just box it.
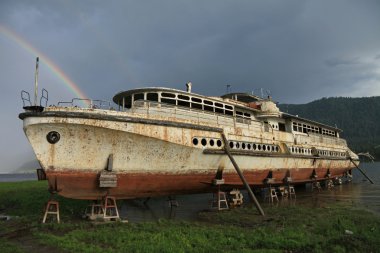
[34,57,39,106]
[226,85,231,93]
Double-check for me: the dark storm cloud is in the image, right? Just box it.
[325,57,361,67]
[1,0,380,172]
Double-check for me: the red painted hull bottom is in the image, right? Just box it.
[46,167,352,200]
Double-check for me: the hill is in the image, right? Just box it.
[279,96,380,160]
[13,159,40,173]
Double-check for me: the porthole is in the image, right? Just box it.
[46,131,60,144]
[192,138,199,145]
[217,140,222,147]
[201,138,207,146]
[236,142,240,149]
[247,143,251,150]
[271,146,275,152]
[229,142,234,149]
[253,144,257,150]
[263,145,266,151]
[210,139,215,146]
[275,146,279,152]
[242,143,246,149]
[258,144,262,151]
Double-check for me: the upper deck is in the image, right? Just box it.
[112,87,342,138]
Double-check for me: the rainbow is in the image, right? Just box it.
[0,24,88,103]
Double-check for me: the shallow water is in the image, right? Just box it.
[1,163,379,222]
[0,173,37,182]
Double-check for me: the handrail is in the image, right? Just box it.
[40,88,48,107]
[57,98,113,110]
[21,90,32,107]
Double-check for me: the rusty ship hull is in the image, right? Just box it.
[20,88,357,200]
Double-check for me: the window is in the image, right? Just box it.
[204,105,214,112]
[225,110,233,116]
[191,97,202,103]
[123,95,132,109]
[147,93,158,102]
[162,93,176,98]
[279,123,286,132]
[178,100,190,107]
[178,95,189,100]
[134,93,144,101]
[215,108,224,114]
[161,98,176,105]
[191,103,203,110]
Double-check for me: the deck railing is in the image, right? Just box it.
[57,98,113,110]
[131,100,237,128]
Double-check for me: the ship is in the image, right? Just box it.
[19,81,359,201]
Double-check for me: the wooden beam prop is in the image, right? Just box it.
[221,133,265,216]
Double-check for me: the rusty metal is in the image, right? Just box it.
[36,168,46,181]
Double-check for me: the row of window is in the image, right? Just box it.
[192,138,346,158]
[192,137,223,147]
[289,146,313,155]
[191,137,280,153]
[289,146,346,158]
[123,92,254,120]
[292,122,337,137]
[229,141,280,152]
[317,150,347,157]
[321,129,336,136]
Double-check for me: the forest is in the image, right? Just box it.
[279,96,380,161]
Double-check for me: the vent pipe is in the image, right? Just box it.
[34,57,39,106]
[186,82,192,93]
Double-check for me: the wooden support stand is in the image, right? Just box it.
[278,186,289,199]
[229,189,243,207]
[103,196,120,221]
[42,200,60,223]
[210,191,229,211]
[167,196,179,208]
[210,179,229,211]
[288,185,296,199]
[312,181,322,192]
[326,179,334,190]
[84,197,121,221]
[264,187,279,203]
[84,200,105,220]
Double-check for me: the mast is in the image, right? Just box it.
[34,57,39,106]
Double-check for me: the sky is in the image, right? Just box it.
[1,0,380,172]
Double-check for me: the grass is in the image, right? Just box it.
[1,180,380,253]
